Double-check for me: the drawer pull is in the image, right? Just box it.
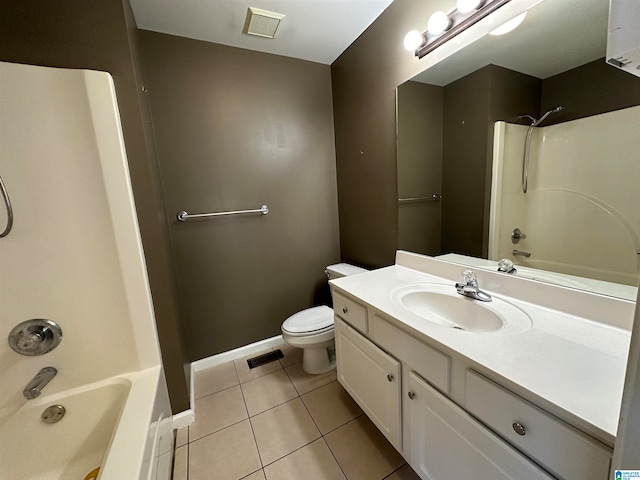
[408,391,416,400]
[342,307,348,314]
[512,422,526,436]
[387,374,394,382]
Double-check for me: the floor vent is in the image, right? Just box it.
[247,349,284,369]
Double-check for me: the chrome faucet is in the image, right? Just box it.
[455,270,492,302]
[497,258,517,274]
[23,367,57,400]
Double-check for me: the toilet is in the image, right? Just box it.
[281,263,367,374]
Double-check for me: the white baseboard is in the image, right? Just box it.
[188,334,286,414]
[172,408,195,429]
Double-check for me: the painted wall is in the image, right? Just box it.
[138,31,340,361]
[397,81,443,256]
[491,106,640,285]
[0,62,160,423]
[0,0,190,412]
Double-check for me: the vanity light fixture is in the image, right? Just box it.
[410,0,512,58]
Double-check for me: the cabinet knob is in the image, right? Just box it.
[408,391,416,400]
[342,307,348,314]
[512,422,526,436]
[387,374,394,382]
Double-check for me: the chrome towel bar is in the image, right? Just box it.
[398,194,442,204]
[177,204,269,222]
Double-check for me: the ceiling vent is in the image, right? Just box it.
[243,7,285,39]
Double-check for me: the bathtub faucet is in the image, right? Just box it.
[23,366,57,400]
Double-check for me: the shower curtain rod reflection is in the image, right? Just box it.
[177,204,269,222]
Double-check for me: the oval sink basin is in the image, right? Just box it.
[390,283,531,333]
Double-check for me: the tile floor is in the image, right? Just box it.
[172,344,421,480]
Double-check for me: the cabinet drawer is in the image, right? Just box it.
[465,370,611,480]
[333,292,368,334]
[372,314,450,393]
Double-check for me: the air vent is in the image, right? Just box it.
[243,7,285,39]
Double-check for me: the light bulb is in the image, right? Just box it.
[427,11,451,35]
[489,12,527,35]
[403,30,425,51]
[456,0,484,14]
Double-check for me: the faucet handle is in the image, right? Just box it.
[461,269,477,286]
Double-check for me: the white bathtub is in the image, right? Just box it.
[0,366,173,480]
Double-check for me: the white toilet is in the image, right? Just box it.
[281,263,367,374]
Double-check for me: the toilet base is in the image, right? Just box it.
[302,345,336,374]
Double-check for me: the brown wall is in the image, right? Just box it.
[331,0,443,268]
[0,0,190,412]
[540,57,640,124]
[137,31,340,361]
[397,81,443,256]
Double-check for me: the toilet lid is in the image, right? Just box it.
[282,306,333,334]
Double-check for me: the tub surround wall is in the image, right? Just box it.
[491,106,640,285]
[138,31,340,361]
[0,0,190,412]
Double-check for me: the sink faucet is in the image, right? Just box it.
[455,270,492,302]
[23,367,57,400]
[497,258,517,274]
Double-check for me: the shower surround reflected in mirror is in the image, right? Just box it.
[396,0,640,299]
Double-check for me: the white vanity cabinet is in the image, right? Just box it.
[332,289,614,480]
[334,316,402,450]
[407,371,552,479]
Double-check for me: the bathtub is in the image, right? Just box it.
[0,366,173,480]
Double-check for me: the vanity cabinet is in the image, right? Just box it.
[334,316,402,450]
[332,290,614,480]
[407,371,552,479]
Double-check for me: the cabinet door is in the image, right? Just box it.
[335,317,402,450]
[407,372,553,480]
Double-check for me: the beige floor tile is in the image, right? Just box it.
[241,470,266,480]
[251,398,321,465]
[172,445,188,480]
[383,464,421,480]
[235,348,283,384]
[277,343,303,368]
[301,381,363,434]
[325,417,405,480]
[175,426,188,448]
[285,362,337,395]
[241,370,298,416]
[190,385,248,442]
[195,361,239,399]
[264,439,346,480]
[189,420,261,480]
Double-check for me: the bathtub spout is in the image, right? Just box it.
[23,367,57,399]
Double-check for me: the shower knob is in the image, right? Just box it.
[511,228,527,244]
[8,319,63,356]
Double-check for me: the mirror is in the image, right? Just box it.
[397,0,640,300]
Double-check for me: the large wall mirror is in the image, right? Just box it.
[397,0,640,300]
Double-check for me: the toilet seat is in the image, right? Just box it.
[282,306,333,337]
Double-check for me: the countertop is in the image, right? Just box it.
[330,252,635,447]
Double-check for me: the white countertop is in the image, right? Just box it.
[330,252,635,447]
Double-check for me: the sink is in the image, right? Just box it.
[390,283,531,333]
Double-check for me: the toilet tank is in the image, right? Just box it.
[325,263,367,280]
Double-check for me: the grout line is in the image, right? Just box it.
[382,463,409,479]
[236,360,264,470]
[322,436,350,480]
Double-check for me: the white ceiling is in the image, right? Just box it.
[129,0,395,65]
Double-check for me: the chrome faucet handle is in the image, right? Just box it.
[461,269,477,286]
[497,259,517,274]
